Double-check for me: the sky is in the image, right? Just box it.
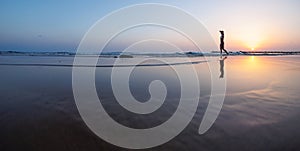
[0,0,299,52]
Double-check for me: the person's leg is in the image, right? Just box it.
[223,48,229,55]
[220,45,223,55]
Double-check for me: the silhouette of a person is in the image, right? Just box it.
[220,30,229,55]
[219,56,227,78]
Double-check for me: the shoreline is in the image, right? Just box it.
[1,50,300,58]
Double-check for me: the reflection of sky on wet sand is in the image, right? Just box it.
[210,56,300,148]
[0,56,300,150]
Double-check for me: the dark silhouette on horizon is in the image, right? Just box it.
[220,30,229,55]
[219,56,227,78]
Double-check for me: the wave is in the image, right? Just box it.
[1,50,300,57]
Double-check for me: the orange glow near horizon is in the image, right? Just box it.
[231,27,266,51]
[220,17,286,51]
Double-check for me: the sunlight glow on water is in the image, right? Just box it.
[0,56,300,150]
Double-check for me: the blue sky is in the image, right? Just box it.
[0,0,299,52]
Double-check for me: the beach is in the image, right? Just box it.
[0,55,300,151]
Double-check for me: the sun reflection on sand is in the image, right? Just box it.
[251,56,255,62]
[242,56,263,71]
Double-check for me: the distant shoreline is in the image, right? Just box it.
[0,50,300,57]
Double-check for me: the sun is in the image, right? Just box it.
[235,26,265,52]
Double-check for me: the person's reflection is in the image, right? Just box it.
[219,56,227,78]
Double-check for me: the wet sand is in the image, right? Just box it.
[0,56,300,151]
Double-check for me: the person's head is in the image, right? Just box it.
[219,30,224,35]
